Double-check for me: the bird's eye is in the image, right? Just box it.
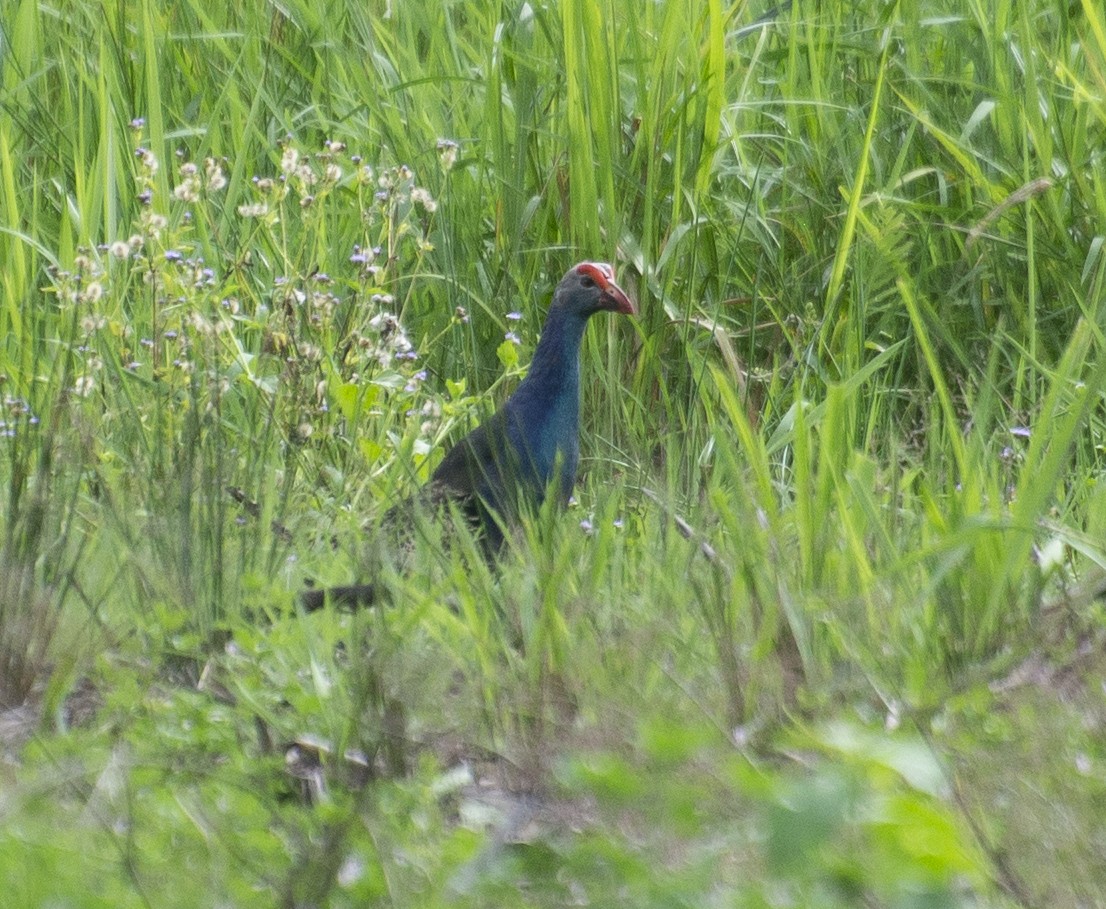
[580,276,596,288]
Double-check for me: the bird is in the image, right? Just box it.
[301,261,636,610]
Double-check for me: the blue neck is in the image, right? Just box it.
[513,306,588,421]
[506,306,589,499]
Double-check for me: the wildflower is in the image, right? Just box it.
[237,202,269,218]
[369,311,401,338]
[280,147,300,174]
[109,240,131,259]
[140,211,168,233]
[437,139,459,171]
[294,163,316,186]
[410,187,437,212]
[205,157,227,191]
[136,147,159,175]
[186,312,214,335]
[73,375,95,397]
[173,167,200,202]
[506,311,522,321]
[505,331,521,345]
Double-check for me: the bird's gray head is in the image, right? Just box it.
[552,262,636,318]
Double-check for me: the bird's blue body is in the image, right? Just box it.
[423,262,634,550]
[300,262,634,609]
[500,305,589,507]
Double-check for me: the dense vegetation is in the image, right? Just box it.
[2,0,1105,905]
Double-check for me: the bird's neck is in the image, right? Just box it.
[505,306,588,505]
[515,307,588,410]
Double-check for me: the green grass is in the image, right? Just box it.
[3,0,1106,905]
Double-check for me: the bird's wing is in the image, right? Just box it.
[428,410,517,503]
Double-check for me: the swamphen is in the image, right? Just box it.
[301,261,636,610]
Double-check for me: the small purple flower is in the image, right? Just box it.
[1011,426,1031,438]
[164,249,183,262]
[129,118,146,130]
[505,331,521,345]
[506,311,522,321]
[579,519,594,534]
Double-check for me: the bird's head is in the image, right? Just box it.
[553,262,636,318]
